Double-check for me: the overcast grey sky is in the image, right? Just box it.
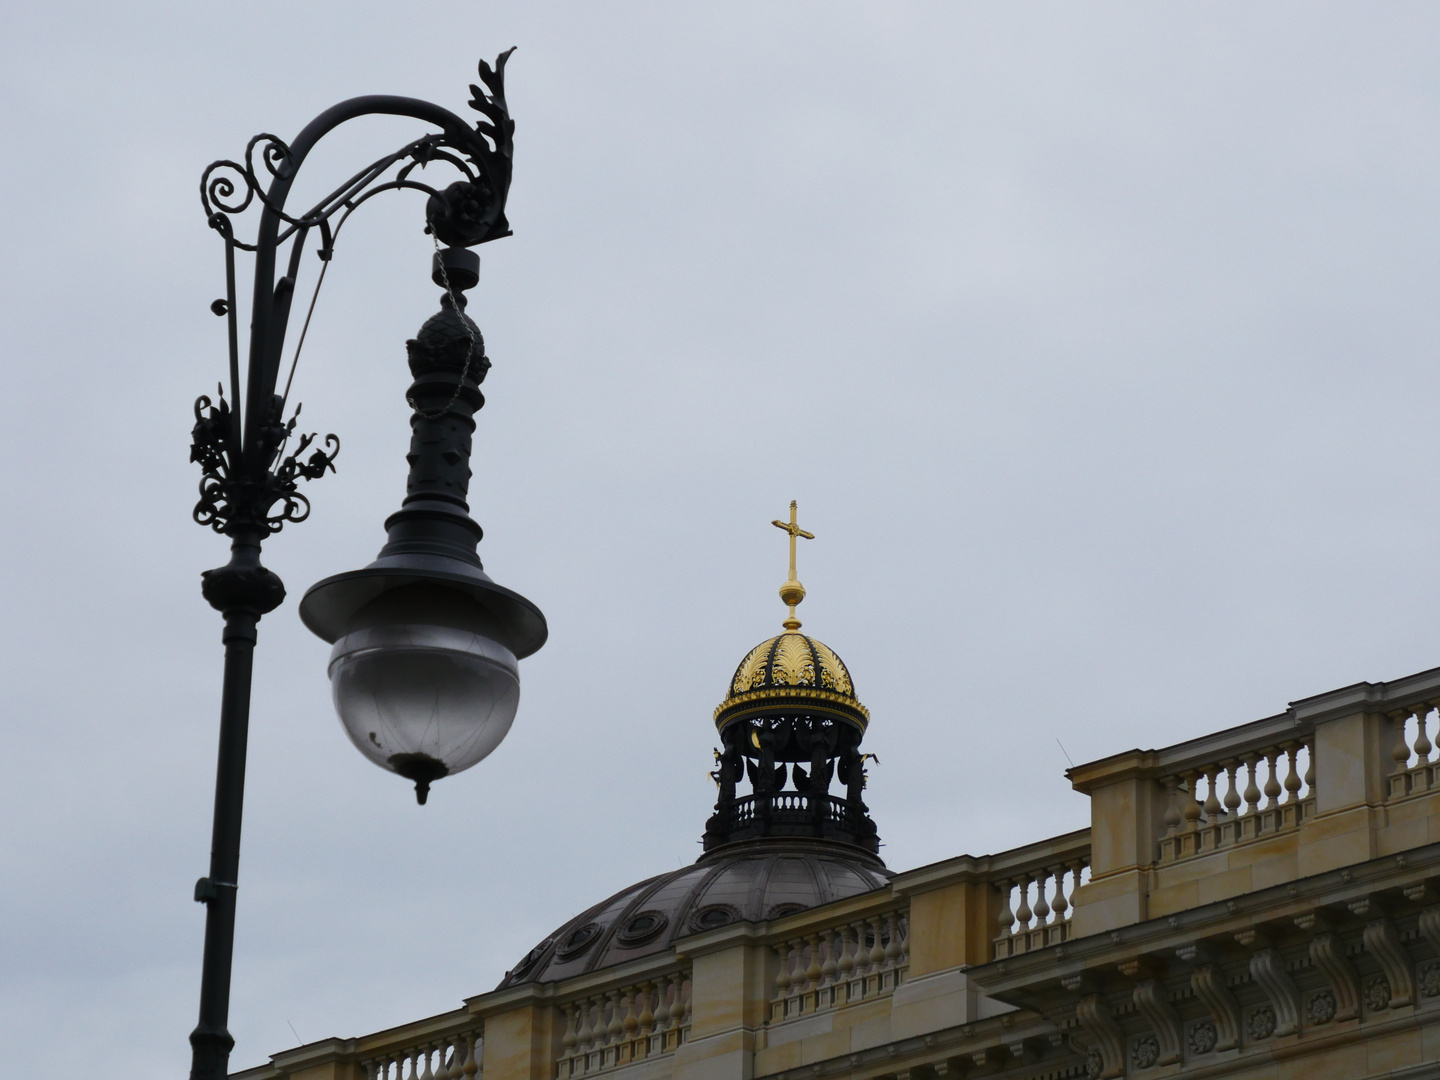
[5,2,1440,1076]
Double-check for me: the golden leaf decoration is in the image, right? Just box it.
[732,637,778,695]
[811,639,853,696]
[773,633,817,687]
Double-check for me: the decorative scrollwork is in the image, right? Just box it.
[200,52,516,254]
[190,388,339,535]
[191,53,511,552]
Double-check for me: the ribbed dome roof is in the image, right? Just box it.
[714,632,869,732]
[497,843,888,988]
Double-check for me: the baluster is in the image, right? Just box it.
[1262,748,1283,811]
[884,911,902,965]
[1241,753,1261,816]
[840,921,864,979]
[837,924,856,980]
[461,1033,480,1080]
[442,1036,462,1080]
[1162,776,1182,834]
[1392,710,1414,769]
[641,981,657,1047]
[1202,764,1223,819]
[402,1050,418,1080]
[819,929,839,988]
[805,934,823,989]
[774,945,792,996]
[606,990,624,1044]
[622,987,639,1039]
[1068,861,1087,922]
[1304,736,1316,797]
[562,1007,579,1056]
[590,995,607,1052]
[785,942,804,994]
[1013,875,1033,936]
[1031,868,1051,927]
[1415,706,1433,763]
[422,1044,437,1080]
[1282,741,1302,804]
[1180,770,1203,833]
[673,977,690,1034]
[574,998,592,1051]
[1048,865,1068,925]
[1219,759,1240,817]
[655,976,674,1033]
[995,878,1015,939]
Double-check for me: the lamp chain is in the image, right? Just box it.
[409,232,481,420]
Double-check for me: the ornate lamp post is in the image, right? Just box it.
[186,51,544,1080]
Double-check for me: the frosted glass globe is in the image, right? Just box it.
[327,586,520,803]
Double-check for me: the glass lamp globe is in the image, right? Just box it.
[326,584,519,803]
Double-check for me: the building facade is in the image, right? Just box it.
[235,526,1440,1080]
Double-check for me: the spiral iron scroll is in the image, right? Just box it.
[198,50,515,249]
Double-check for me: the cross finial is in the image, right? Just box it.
[771,500,814,631]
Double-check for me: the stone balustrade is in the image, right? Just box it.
[992,839,1093,960]
[1154,720,1317,864]
[556,971,690,1078]
[363,1030,482,1080]
[769,907,909,1023]
[228,1012,481,1080]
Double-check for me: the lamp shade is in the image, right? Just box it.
[323,583,521,803]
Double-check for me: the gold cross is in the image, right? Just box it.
[771,501,814,631]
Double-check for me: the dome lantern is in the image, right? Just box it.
[704,503,881,856]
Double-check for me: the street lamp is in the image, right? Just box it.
[186,51,544,1080]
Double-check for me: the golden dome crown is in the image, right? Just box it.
[713,502,869,732]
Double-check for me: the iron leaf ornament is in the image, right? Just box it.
[425,48,516,246]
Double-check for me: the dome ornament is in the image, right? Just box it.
[771,500,814,631]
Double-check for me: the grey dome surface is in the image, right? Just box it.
[497,842,889,988]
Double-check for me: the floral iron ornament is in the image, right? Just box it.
[184,53,524,1080]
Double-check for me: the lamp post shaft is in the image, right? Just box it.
[190,609,258,1079]
[191,528,282,1080]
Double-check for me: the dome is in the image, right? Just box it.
[497,843,889,988]
[714,632,869,732]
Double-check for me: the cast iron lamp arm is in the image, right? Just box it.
[238,95,492,465]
